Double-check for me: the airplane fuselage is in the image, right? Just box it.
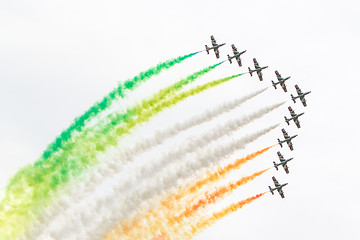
[269,183,288,195]
[274,158,293,168]
[286,135,298,142]
[235,50,246,56]
[275,76,290,84]
[289,112,304,121]
[282,158,293,165]
[257,66,268,72]
[276,183,288,191]
[279,134,297,144]
[249,66,268,74]
[208,43,225,50]
[294,91,311,99]
[229,50,246,59]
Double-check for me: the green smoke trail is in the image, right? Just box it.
[41,52,198,160]
[7,63,220,194]
[0,64,234,240]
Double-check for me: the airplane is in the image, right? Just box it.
[205,35,226,59]
[291,84,311,107]
[277,128,298,151]
[268,176,288,198]
[248,58,268,81]
[227,44,246,67]
[284,106,304,128]
[273,151,293,174]
[271,70,291,92]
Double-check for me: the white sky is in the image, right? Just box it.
[1,0,360,239]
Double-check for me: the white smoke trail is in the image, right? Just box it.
[123,88,267,157]
[24,89,266,239]
[78,124,279,240]
[39,105,280,239]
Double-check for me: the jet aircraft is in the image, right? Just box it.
[284,106,304,128]
[205,35,226,59]
[227,44,246,67]
[269,176,288,198]
[273,151,293,174]
[278,128,298,151]
[271,70,291,92]
[248,58,268,81]
[291,85,311,107]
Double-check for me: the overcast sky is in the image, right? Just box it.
[1,0,360,239]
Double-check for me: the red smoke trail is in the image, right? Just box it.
[165,145,274,207]
[103,147,272,240]
[170,168,270,224]
[151,232,170,240]
[181,192,267,239]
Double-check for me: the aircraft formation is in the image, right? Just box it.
[205,35,312,199]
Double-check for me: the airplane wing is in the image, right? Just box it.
[278,188,285,198]
[295,85,303,95]
[275,70,282,80]
[211,35,217,47]
[236,55,242,67]
[282,128,289,138]
[281,82,287,92]
[301,96,307,107]
[253,58,260,69]
[288,107,296,117]
[272,176,280,187]
[283,163,289,174]
[257,71,263,81]
[287,141,294,151]
[214,48,220,58]
[231,44,238,55]
[295,119,301,128]
[277,151,285,162]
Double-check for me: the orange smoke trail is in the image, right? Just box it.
[151,232,170,240]
[170,168,270,224]
[165,145,274,206]
[181,192,267,239]
[103,146,272,240]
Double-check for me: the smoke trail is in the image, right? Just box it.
[180,193,267,239]
[151,232,170,240]
[120,147,273,239]
[0,63,224,240]
[124,88,267,158]
[28,84,258,239]
[186,145,274,195]
[41,52,198,160]
[172,169,270,224]
[48,103,279,239]
[24,74,241,240]
[99,107,281,239]
[121,169,270,240]
[99,125,278,240]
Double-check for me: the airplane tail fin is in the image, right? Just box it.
[268,186,274,195]
[227,55,232,64]
[248,67,252,76]
[278,139,283,147]
[273,161,278,171]
[272,81,277,89]
[205,45,209,54]
[291,94,296,103]
[284,116,289,125]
